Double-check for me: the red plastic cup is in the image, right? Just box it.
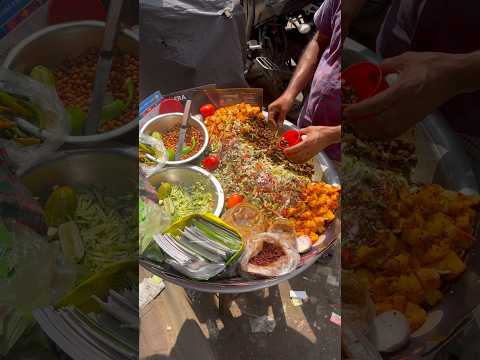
[48,0,106,24]
[342,62,388,102]
[278,129,301,149]
[158,98,184,114]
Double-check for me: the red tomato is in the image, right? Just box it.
[202,155,220,171]
[200,103,216,117]
[226,194,244,209]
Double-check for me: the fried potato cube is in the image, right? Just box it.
[384,253,410,274]
[372,276,395,298]
[422,242,450,264]
[431,251,466,278]
[415,268,441,290]
[379,231,399,252]
[405,302,427,332]
[354,245,380,265]
[424,213,450,238]
[392,294,407,313]
[445,225,475,250]
[355,268,374,287]
[455,211,473,232]
[424,289,443,307]
[396,274,424,304]
[401,228,425,247]
[375,300,394,315]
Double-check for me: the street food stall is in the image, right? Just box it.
[139,88,341,294]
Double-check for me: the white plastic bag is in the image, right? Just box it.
[240,232,300,278]
[139,197,171,254]
[139,133,167,177]
[0,220,76,355]
[0,68,67,171]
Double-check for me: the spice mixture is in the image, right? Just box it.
[53,47,139,133]
[241,116,314,177]
[343,131,417,176]
[249,242,286,266]
[341,80,359,105]
[161,125,204,160]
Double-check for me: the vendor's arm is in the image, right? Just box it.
[268,31,330,127]
[283,125,341,163]
[344,51,480,139]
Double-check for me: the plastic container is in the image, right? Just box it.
[278,129,301,149]
[158,98,184,114]
[342,62,388,102]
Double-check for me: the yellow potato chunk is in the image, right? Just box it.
[405,302,427,332]
[424,289,443,307]
[384,253,410,274]
[415,268,441,290]
[376,301,394,315]
[396,274,424,304]
[392,294,407,313]
[431,251,466,278]
[422,242,450,264]
[401,228,424,247]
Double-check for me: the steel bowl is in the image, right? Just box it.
[140,113,209,166]
[19,148,137,202]
[147,166,224,217]
[4,21,139,146]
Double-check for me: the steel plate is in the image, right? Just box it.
[140,116,340,293]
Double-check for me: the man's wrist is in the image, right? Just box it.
[281,90,296,105]
[329,125,341,145]
[322,125,341,146]
[448,51,480,94]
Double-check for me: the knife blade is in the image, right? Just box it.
[84,0,124,135]
[174,100,191,161]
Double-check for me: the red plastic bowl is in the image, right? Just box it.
[278,129,301,149]
[342,62,388,101]
[158,98,184,114]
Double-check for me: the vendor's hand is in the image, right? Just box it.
[268,94,294,128]
[284,125,340,163]
[344,52,461,139]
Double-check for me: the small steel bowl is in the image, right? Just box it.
[140,113,209,166]
[147,166,224,217]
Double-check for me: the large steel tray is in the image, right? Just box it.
[140,118,341,294]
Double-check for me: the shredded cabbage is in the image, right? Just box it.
[160,182,213,222]
[74,188,137,275]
